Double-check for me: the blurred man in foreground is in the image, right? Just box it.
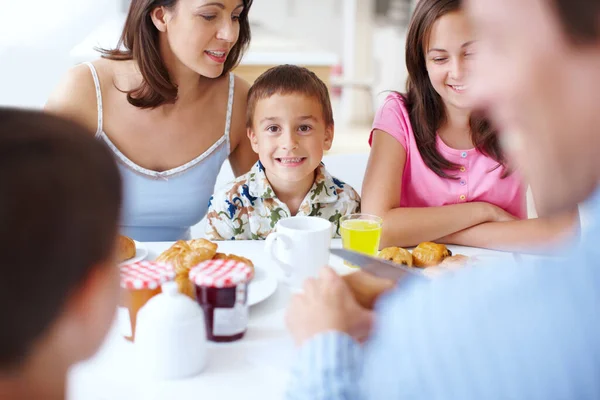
[285,0,600,398]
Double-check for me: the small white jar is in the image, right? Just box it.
[134,281,207,379]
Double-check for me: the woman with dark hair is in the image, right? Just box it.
[361,0,577,250]
[46,0,257,241]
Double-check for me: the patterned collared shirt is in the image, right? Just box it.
[205,161,361,240]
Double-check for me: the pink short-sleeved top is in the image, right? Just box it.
[370,93,526,219]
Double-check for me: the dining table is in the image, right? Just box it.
[67,239,519,400]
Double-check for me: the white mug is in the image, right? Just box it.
[265,216,332,289]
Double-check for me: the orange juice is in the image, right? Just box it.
[340,217,383,267]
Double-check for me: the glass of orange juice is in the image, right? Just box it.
[340,214,383,267]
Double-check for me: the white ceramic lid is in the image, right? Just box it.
[137,281,204,326]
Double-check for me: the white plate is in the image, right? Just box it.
[119,241,148,266]
[248,264,278,306]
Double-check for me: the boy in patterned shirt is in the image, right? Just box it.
[206,65,360,240]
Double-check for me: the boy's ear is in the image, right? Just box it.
[247,128,260,154]
[323,124,334,151]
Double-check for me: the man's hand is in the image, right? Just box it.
[285,267,374,347]
[341,270,396,309]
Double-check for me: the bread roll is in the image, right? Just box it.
[118,235,136,262]
[378,247,413,267]
[412,242,451,268]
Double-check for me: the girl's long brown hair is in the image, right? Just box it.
[98,0,253,109]
[403,0,506,178]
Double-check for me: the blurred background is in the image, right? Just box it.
[0,0,416,154]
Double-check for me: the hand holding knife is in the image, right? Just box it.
[331,248,425,309]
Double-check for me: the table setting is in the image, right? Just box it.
[68,215,518,400]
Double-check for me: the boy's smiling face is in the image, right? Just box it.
[248,93,333,190]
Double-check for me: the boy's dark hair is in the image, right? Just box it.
[0,108,122,369]
[552,0,600,44]
[246,64,334,128]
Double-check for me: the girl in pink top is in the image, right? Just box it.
[362,0,577,250]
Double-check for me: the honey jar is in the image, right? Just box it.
[119,261,175,342]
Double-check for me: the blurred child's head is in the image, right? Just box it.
[466,0,600,215]
[0,109,122,382]
[246,65,334,189]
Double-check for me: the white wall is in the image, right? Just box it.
[0,0,120,108]
[1,0,345,108]
[249,0,344,55]
[0,0,408,111]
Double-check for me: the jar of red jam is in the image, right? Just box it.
[189,259,253,343]
[119,261,175,342]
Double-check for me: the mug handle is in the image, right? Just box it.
[264,232,294,279]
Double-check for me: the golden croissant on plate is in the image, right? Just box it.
[412,242,451,268]
[156,239,218,298]
[157,240,217,272]
[378,247,413,267]
[188,238,218,253]
[156,239,256,297]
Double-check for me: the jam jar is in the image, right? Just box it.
[189,259,254,342]
[119,261,175,342]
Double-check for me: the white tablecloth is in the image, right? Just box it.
[67,240,516,400]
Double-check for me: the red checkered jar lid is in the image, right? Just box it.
[189,259,253,288]
[120,261,175,290]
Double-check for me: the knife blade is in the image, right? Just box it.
[330,248,425,282]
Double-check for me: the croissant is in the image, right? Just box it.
[156,241,216,270]
[175,274,196,298]
[157,239,258,296]
[378,247,413,267]
[412,242,451,268]
[188,238,218,253]
[156,240,217,298]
